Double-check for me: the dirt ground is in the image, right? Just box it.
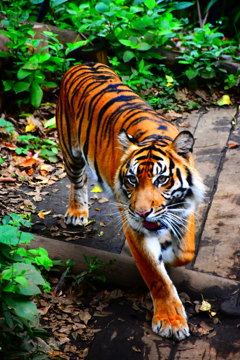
[39,281,240,360]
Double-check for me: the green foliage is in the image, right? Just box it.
[178,24,240,86]
[65,255,116,289]
[0,0,239,111]
[0,117,15,134]
[0,213,54,358]
[83,255,116,283]
[16,134,59,163]
[0,21,72,108]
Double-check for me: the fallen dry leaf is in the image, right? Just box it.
[90,185,103,193]
[98,197,109,203]
[37,210,52,219]
[21,157,39,168]
[179,121,190,128]
[79,310,91,325]
[217,94,232,106]
[25,117,37,132]
[132,346,141,353]
[84,219,96,227]
[199,300,212,312]
[94,310,113,317]
[228,142,239,149]
[78,348,89,358]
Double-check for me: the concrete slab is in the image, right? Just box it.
[194,117,240,278]
[192,108,234,237]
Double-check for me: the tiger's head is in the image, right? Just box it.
[114,130,204,239]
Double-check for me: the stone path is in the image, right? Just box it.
[30,106,240,360]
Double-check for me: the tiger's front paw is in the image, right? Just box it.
[152,302,190,341]
[64,208,89,226]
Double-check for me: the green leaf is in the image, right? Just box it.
[19,232,33,243]
[3,80,14,91]
[65,40,88,55]
[44,116,56,129]
[137,42,152,51]
[46,155,58,163]
[205,0,218,13]
[173,2,194,10]
[13,81,30,94]
[0,225,21,245]
[123,50,135,63]
[22,60,39,70]
[30,82,43,108]
[14,275,29,287]
[38,53,51,63]
[119,37,138,48]
[3,283,19,293]
[0,51,10,58]
[144,0,156,10]
[30,0,45,4]
[17,280,41,296]
[51,0,68,6]
[4,295,39,325]
[0,118,15,131]
[0,157,5,165]
[42,81,57,88]
[185,68,198,80]
[95,2,109,13]
[10,263,47,286]
[17,68,31,80]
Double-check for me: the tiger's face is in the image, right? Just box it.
[115,130,204,239]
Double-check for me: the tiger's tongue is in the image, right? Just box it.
[143,220,161,231]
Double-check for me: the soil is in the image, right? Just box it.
[39,278,240,360]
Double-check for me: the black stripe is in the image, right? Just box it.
[186,167,193,186]
[176,168,183,186]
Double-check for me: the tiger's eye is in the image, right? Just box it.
[154,175,169,187]
[127,175,137,185]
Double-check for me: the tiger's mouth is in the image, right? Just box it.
[143,220,166,231]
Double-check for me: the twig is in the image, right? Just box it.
[0,177,16,182]
[202,11,209,27]
[196,0,203,27]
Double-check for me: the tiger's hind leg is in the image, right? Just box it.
[64,153,89,226]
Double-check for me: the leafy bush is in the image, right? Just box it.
[0,23,71,108]
[0,0,239,110]
[178,23,240,87]
[0,213,53,359]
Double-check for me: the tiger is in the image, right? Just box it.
[56,62,204,341]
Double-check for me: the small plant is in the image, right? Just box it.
[0,118,15,135]
[67,255,116,289]
[0,213,54,358]
[16,134,59,163]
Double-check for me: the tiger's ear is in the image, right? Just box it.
[172,131,194,159]
[118,129,138,150]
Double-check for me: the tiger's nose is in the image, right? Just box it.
[135,209,152,218]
